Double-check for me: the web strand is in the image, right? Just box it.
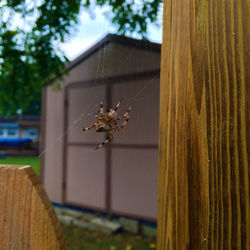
[39,72,159,158]
[38,101,100,158]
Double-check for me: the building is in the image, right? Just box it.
[0,116,40,155]
[41,34,161,221]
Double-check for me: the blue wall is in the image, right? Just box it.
[0,123,38,141]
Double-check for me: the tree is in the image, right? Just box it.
[0,0,162,116]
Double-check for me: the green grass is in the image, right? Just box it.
[62,224,156,250]
[0,156,40,175]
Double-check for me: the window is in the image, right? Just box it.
[0,128,4,136]
[29,128,37,136]
[7,128,17,136]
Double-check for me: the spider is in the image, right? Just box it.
[82,100,132,149]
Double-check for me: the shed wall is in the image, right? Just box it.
[66,146,107,209]
[42,87,65,202]
[111,148,158,219]
[64,76,159,219]
[65,84,108,210]
[42,39,160,220]
[63,42,160,84]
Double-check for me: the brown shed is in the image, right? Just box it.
[41,34,161,221]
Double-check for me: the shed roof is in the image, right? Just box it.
[66,34,161,72]
[0,116,40,123]
[0,116,40,127]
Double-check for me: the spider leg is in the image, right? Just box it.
[96,100,104,119]
[82,123,96,131]
[95,132,113,149]
[108,100,121,118]
[100,100,104,114]
[117,106,132,121]
[114,100,121,111]
[113,115,130,132]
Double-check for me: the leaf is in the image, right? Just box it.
[149,243,156,248]
[125,245,132,250]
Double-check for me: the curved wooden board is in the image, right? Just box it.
[0,165,67,250]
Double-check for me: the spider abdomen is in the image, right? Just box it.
[96,127,107,132]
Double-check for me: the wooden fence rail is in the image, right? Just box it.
[0,165,66,249]
[157,0,249,249]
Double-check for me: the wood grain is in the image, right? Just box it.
[0,165,67,250]
[157,0,249,249]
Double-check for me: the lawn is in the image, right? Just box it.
[62,223,156,250]
[0,156,40,175]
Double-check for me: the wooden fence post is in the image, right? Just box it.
[157,0,249,249]
[0,165,67,249]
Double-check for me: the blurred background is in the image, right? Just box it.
[0,1,162,249]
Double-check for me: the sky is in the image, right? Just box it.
[60,7,163,61]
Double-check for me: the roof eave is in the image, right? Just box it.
[66,33,161,72]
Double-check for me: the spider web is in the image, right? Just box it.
[39,14,161,157]
[37,10,162,230]
[38,71,159,158]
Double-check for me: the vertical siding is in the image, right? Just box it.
[43,87,65,203]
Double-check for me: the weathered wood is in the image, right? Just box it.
[0,165,67,249]
[157,0,249,249]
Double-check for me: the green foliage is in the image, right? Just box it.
[0,30,42,115]
[84,0,162,37]
[0,0,162,116]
